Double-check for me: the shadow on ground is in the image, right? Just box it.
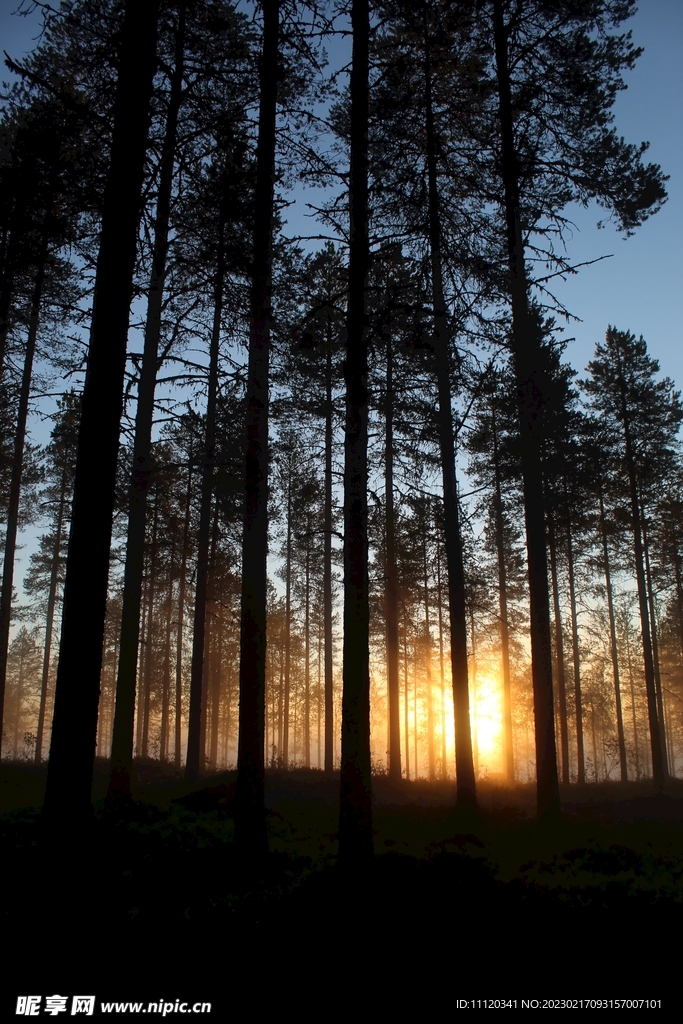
[1,762,680,1006]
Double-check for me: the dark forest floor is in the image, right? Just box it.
[2,761,681,1012]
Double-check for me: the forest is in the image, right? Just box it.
[0,0,681,1007]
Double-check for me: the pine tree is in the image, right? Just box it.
[44,0,161,818]
[583,327,683,786]
[484,0,666,819]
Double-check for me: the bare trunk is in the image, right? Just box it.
[141,499,159,759]
[624,619,641,779]
[384,333,401,779]
[35,464,67,763]
[209,614,223,769]
[175,451,194,767]
[324,330,334,772]
[491,404,513,782]
[338,0,373,867]
[185,219,225,781]
[424,528,435,781]
[423,23,476,810]
[470,607,479,778]
[235,0,280,855]
[642,509,667,771]
[199,502,220,768]
[403,608,410,780]
[674,547,683,668]
[435,524,447,779]
[107,4,185,798]
[547,516,569,784]
[44,0,160,817]
[493,0,559,818]
[283,471,292,767]
[13,644,26,760]
[0,224,49,753]
[304,539,311,768]
[160,548,175,763]
[614,342,666,785]
[135,570,149,757]
[599,489,628,781]
[566,521,585,784]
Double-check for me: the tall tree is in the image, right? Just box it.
[0,93,84,757]
[486,0,666,818]
[22,392,80,764]
[339,0,373,867]
[235,0,280,856]
[43,0,160,817]
[418,11,477,808]
[583,327,683,786]
[108,2,188,799]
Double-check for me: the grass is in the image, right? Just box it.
[1,761,681,1008]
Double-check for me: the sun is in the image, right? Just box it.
[472,670,503,774]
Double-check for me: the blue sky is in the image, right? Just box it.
[2,0,680,383]
[548,0,683,389]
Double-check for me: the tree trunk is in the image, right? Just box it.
[423,526,435,781]
[224,663,234,767]
[317,626,322,767]
[44,0,160,818]
[493,0,560,819]
[185,211,226,783]
[566,519,585,784]
[338,0,373,867]
[403,608,410,781]
[491,403,514,783]
[413,639,419,777]
[107,3,185,799]
[175,450,193,767]
[160,546,175,763]
[624,617,641,779]
[235,0,280,856]
[135,565,150,757]
[0,267,15,383]
[277,642,283,762]
[304,536,311,768]
[199,501,220,768]
[641,508,668,772]
[141,497,159,760]
[0,221,49,755]
[547,516,569,784]
[598,489,628,782]
[423,23,476,810]
[384,333,401,779]
[283,468,292,767]
[614,342,666,785]
[470,607,479,778]
[435,521,448,780]
[0,186,22,378]
[35,464,67,763]
[13,641,26,760]
[209,613,223,769]
[672,546,683,670]
[324,328,334,772]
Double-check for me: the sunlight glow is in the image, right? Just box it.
[472,669,503,777]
